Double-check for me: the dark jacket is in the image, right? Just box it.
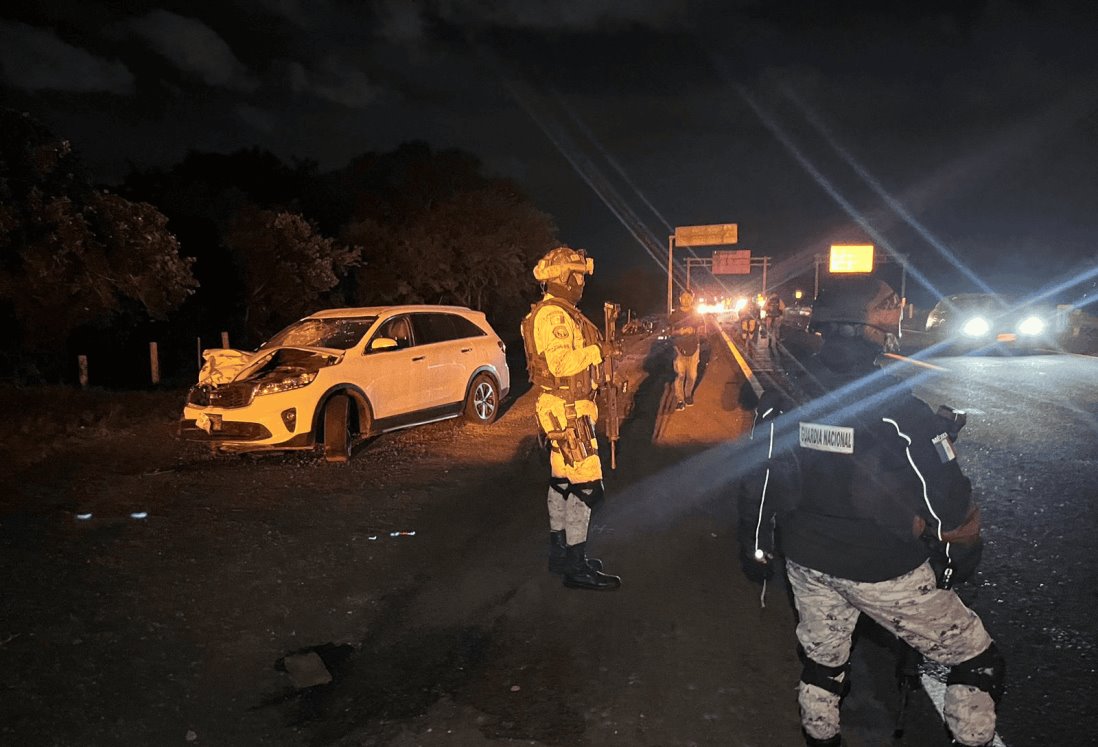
[669,308,703,356]
[739,371,975,583]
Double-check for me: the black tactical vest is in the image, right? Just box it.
[520,297,601,400]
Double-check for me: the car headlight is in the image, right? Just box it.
[254,371,317,396]
[961,316,990,337]
[1017,316,1045,335]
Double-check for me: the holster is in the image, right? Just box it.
[546,404,596,466]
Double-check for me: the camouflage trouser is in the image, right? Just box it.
[547,483,591,545]
[786,560,997,746]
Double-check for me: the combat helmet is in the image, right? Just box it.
[533,245,593,303]
[810,276,901,336]
[810,277,903,368]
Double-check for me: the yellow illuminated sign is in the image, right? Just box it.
[829,244,874,273]
[675,223,738,247]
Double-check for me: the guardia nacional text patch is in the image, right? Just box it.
[799,422,855,454]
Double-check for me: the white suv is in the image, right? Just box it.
[180,305,510,462]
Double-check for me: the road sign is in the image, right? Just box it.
[712,249,751,275]
[829,244,874,273]
[674,223,738,247]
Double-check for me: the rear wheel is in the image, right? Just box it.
[323,395,352,463]
[463,373,499,425]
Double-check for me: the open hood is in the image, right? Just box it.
[198,346,343,386]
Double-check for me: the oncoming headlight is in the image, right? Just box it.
[255,371,317,396]
[1018,316,1045,336]
[961,316,990,337]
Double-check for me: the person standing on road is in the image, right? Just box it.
[763,291,786,349]
[738,302,760,356]
[520,246,622,591]
[670,290,704,410]
[738,276,1003,747]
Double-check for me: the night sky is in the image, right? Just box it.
[3,0,1097,307]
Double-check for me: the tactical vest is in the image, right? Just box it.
[520,297,601,401]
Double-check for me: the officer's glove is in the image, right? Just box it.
[927,536,982,589]
[924,503,982,588]
[739,546,774,585]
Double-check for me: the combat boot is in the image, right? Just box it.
[562,542,620,591]
[548,531,603,574]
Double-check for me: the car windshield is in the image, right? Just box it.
[262,317,377,350]
[944,294,1048,314]
[939,294,1010,312]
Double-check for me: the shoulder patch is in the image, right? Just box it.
[799,421,854,454]
[552,325,571,340]
[931,432,957,463]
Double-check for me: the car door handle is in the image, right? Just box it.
[412,355,426,362]
[461,347,472,353]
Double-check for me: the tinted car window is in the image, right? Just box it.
[374,315,414,349]
[412,313,459,344]
[450,315,487,340]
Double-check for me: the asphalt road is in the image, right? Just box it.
[2,331,1093,746]
[760,326,1098,746]
[892,350,1098,746]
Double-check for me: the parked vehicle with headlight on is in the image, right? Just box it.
[179,306,510,462]
[924,293,1058,353]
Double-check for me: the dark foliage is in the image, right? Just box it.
[3,117,559,386]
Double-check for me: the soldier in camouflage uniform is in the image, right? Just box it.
[738,277,1003,746]
[521,246,621,591]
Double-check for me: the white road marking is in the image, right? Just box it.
[882,352,950,371]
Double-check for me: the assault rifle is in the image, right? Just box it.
[601,302,626,469]
[893,641,923,738]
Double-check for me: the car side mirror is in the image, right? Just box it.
[369,337,399,352]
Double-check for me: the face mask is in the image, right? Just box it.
[548,278,583,304]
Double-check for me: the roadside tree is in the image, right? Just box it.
[0,109,197,377]
[224,205,361,340]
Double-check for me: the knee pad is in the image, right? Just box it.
[801,657,850,699]
[571,479,605,509]
[948,642,1005,704]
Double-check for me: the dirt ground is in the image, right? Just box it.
[0,333,951,746]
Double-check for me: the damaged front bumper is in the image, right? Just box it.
[179,387,322,451]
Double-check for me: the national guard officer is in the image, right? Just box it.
[521,246,621,591]
[763,291,786,349]
[738,276,1003,746]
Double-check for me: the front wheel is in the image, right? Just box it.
[463,373,499,425]
[323,395,352,463]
